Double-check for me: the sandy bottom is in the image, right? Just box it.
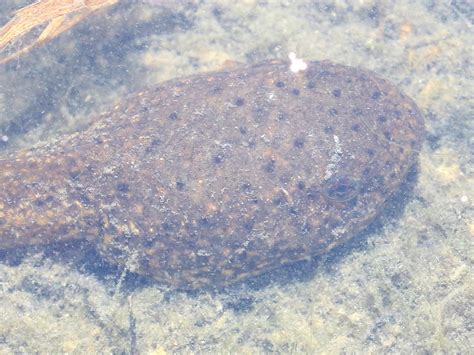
[0,0,472,353]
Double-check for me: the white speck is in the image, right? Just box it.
[324,135,343,180]
[1,135,8,142]
[196,249,211,256]
[288,52,307,73]
[331,226,346,239]
[460,195,468,203]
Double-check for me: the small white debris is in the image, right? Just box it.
[460,195,468,203]
[324,135,343,180]
[1,135,8,142]
[331,226,346,239]
[267,92,276,101]
[288,52,307,73]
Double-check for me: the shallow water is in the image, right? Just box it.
[0,0,472,353]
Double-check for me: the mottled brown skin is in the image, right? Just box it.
[0,60,424,289]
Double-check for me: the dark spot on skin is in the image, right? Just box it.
[142,236,156,248]
[200,214,223,229]
[144,138,161,154]
[272,193,287,206]
[383,131,392,140]
[367,148,375,157]
[33,198,46,207]
[94,137,103,145]
[300,222,312,234]
[307,80,316,89]
[69,171,81,181]
[358,74,369,82]
[247,137,257,149]
[238,217,253,232]
[239,126,247,134]
[235,98,245,106]
[212,6,222,18]
[211,85,223,95]
[79,194,91,205]
[368,6,380,22]
[306,187,320,201]
[169,112,178,120]
[333,88,341,97]
[162,219,180,232]
[377,115,387,123]
[352,108,363,116]
[292,88,300,96]
[116,183,129,193]
[176,180,185,191]
[373,174,386,186]
[297,181,305,190]
[253,107,268,122]
[293,137,305,148]
[318,70,332,80]
[324,126,334,134]
[263,159,276,173]
[277,112,287,121]
[351,124,360,132]
[199,217,212,228]
[213,154,224,164]
[288,207,298,216]
[26,182,40,189]
[276,81,285,88]
[249,197,259,205]
[329,108,338,116]
[426,133,441,151]
[362,168,370,176]
[150,138,161,146]
[410,140,417,147]
[390,272,411,290]
[372,91,381,100]
[323,176,359,202]
[399,147,405,153]
[240,182,252,193]
[393,110,402,119]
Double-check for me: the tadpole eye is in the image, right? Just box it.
[323,176,359,202]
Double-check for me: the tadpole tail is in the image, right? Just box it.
[0,147,99,249]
